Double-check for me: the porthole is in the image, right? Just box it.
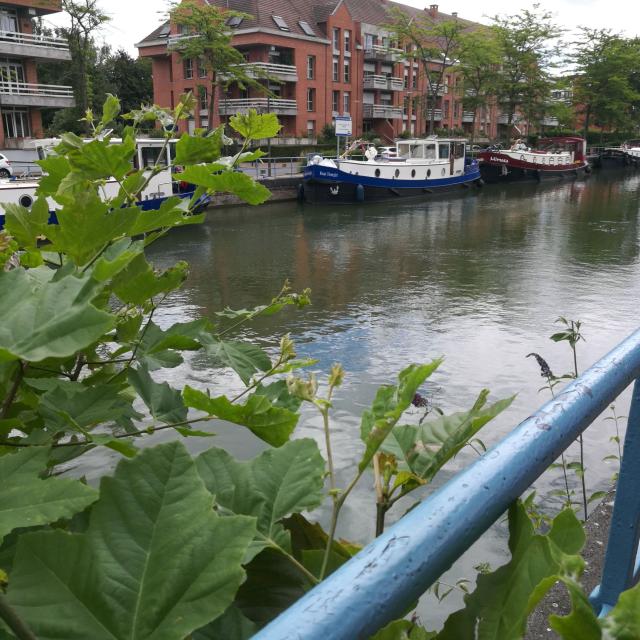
[394,169,400,178]
[411,169,416,177]
[19,194,33,209]
[427,169,431,178]
[375,168,381,177]
[441,168,445,176]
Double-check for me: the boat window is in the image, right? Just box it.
[438,143,450,159]
[454,143,465,158]
[424,144,436,159]
[397,143,410,158]
[140,146,168,168]
[411,145,424,159]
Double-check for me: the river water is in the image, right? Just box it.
[79,168,640,628]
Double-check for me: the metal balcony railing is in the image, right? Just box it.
[254,327,640,638]
[363,74,388,90]
[426,108,443,120]
[237,62,298,82]
[462,111,475,122]
[218,98,297,116]
[363,44,403,61]
[0,30,69,50]
[0,81,73,98]
[362,104,403,119]
[498,113,519,124]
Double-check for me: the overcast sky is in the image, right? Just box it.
[45,0,640,56]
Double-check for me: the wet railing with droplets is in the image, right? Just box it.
[253,328,640,639]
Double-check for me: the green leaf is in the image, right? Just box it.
[100,94,121,128]
[47,192,137,266]
[203,338,272,385]
[66,137,136,181]
[359,361,442,473]
[92,238,144,282]
[37,156,71,195]
[38,380,141,435]
[112,254,188,304]
[0,446,98,545]
[383,392,514,481]
[3,198,50,248]
[602,579,640,639]
[437,503,585,640]
[128,365,187,424]
[178,166,271,205]
[371,619,437,640]
[174,132,222,164]
[7,442,256,640]
[129,197,203,236]
[229,109,282,140]
[254,380,303,412]
[184,387,298,446]
[192,605,258,640]
[549,577,601,639]
[0,268,114,363]
[197,439,325,556]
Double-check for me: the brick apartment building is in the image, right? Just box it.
[0,1,74,148]
[137,1,500,144]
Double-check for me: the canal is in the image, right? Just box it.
[81,168,640,627]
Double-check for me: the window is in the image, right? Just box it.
[412,73,417,89]
[444,101,450,118]
[0,59,25,84]
[332,57,339,82]
[307,55,315,80]
[299,20,315,36]
[332,90,339,113]
[307,87,316,112]
[364,33,374,49]
[198,86,207,111]
[404,71,408,89]
[226,15,243,28]
[198,58,207,78]
[454,101,460,119]
[183,58,193,79]
[272,15,290,31]
[343,91,350,114]
[332,27,340,52]
[344,30,351,54]
[438,143,450,159]
[343,59,350,83]
[307,120,316,135]
[0,9,19,34]
[2,108,30,139]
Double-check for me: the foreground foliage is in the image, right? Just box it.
[0,96,634,639]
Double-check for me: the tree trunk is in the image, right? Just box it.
[583,105,591,141]
[208,79,216,133]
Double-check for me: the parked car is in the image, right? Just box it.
[0,154,12,179]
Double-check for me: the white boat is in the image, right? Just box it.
[0,138,201,228]
[301,137,482,204]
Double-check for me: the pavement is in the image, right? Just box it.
[525,491,615,638]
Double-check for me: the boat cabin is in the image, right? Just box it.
[395,138,467,163]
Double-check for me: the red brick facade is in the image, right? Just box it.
[137,1,499,143]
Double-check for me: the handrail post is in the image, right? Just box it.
[590,377,640,616]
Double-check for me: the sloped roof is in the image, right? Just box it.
[136,0,479,48]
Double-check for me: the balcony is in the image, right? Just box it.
[497,113,518,124]
[388,77,403,91]
[363,44,402,62]
[218,98,297,116]
[237,62,298,83]
[0,30,70,62]
[426,109,442,121]
[362,104,403,120]
[541,116,559,127]
[462,111,475,123]
[363,74,387,90]
[0,81,74,108]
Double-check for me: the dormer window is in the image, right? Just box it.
[226,15,243,28]
[272,15,290,31]
[299,20,315,36]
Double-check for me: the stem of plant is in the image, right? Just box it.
[0,592,37,640]
[373,453,387,536]
[548,381,573,510]
[572,343,588,520]
[1,361,25,419]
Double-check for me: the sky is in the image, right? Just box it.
[45,0,640,56]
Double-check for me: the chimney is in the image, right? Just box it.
[452,11,458,17]
[428,4,438,18]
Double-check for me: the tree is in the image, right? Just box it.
[386,8,465,135]
[491,4,563,144]
[454,27,503,143]
[570,29,640,138]
[61,0,110,116]
[169,0,266,132]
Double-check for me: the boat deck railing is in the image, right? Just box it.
[253,328,640,639]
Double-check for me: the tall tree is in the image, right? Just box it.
[491,4,563,144]
[169,0,265,131]
[454,27,503,143]
[386,8,465,135]
[570,29,640,138]
[61,0,110,116]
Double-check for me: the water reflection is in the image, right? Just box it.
[78,169,640,627]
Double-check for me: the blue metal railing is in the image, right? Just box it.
[254,328,640,639]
